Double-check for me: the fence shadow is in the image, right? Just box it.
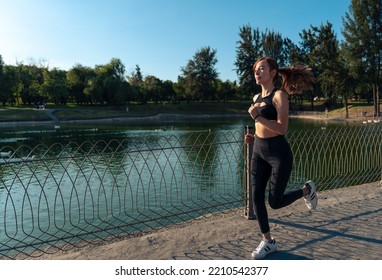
[173,194,382,260]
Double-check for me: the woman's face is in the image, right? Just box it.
[253,60,275,85]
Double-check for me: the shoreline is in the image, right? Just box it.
[0,112,376,127]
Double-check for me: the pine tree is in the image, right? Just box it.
[342,0,382,116]
[234,25,262,99]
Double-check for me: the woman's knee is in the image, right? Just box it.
[268,196,283,209]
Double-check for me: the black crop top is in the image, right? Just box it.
[253,89,278,120]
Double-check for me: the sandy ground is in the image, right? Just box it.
[32,181,382,260]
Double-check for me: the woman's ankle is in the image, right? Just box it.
[262,232,272,241]
[302,186,310,196]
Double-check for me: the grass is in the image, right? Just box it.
[0,101,378,122]
[52,102,250,120]
[0,107,51,121]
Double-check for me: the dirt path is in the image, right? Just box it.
[33,181,382,260]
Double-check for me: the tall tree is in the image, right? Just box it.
[161,80,176,102]
[101,58,127,105]
[235,25,262,99]
[283,38,301,65]
[180,46,219,101]
[299,25,326,110]
[0,65,21,105]
[301,23,346,108]
[312,22,352,117]
[262,29,293,67]
[42,68,68,105]
[342,0,382,116]
[142,75,163,104]
[17,64,44,105]
[128,65,144,102]
[67,64,93,105]
[91,58,127,105]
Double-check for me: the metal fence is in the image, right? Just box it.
[0,124,381,259]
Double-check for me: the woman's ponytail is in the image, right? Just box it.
[278,65,315,95]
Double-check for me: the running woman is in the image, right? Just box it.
[246,57,318,260]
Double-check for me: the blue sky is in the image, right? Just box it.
[0,0,350,82]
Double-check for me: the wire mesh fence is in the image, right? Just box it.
[0,124,381,259]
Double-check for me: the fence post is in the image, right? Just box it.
[244,125,255,219]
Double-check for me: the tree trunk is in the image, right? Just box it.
[377,84,381,117]
[373,84,381,117]
[344,97,349,119]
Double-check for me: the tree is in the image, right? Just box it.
[142,75,163,103]
[161,80,176,102]
[300,22,348,112]
[17,64,44,105]
[42,68,68,105]
[101,58,127,105]
[67,64,93,105]
[180,46,219,101]
[283,38,301,65]
[342,0,382,116]
[262,29,293,67]
[299,26,323,110]
[216,79,237,102]
[0,65,21,105]
[90,58,127,105]
[235,25,262,99]
[128,65,144,103]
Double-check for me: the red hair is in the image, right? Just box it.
[253,57,314,95]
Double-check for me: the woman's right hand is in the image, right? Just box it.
[245,133,254,144]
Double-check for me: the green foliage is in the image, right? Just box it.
[66,64,94,104]
[342,0,382,116]
[179,46,219,101]
[234,25,261,97]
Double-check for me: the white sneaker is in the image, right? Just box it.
[303,180,318,210]
[251,239,277,260]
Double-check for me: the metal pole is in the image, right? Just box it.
[244,125,255,219]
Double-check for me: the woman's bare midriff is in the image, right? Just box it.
[254,122,283,138]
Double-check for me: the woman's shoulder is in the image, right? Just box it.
[272,89,289,105]
[274,89,288,99]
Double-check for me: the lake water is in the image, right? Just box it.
[0,117,356,148]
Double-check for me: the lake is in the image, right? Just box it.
[0,116,356,148]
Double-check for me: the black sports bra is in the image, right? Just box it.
[253,89,278,120]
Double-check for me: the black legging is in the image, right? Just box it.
[250,135,303,234]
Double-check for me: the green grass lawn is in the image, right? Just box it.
[52,102,250,120]
[0,107,51,121]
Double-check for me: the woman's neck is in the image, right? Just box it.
[261,85,275,96]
